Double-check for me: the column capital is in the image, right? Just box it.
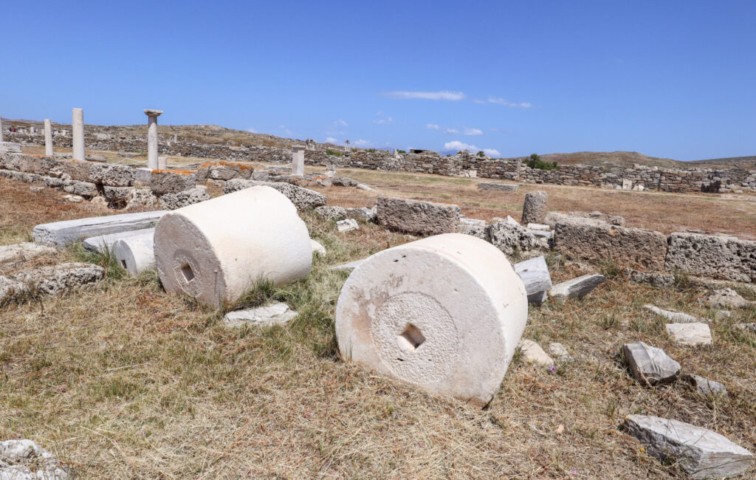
[144,109,164,117]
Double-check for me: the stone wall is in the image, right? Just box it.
[7,131,756,193]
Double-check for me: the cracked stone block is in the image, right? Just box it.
[622,342,680,386]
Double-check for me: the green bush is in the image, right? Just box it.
[524,153,559,171]
[477,151,486,157]
[326,149,344,157]
[397,149,406,154]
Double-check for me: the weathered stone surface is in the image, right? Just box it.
[33,211,166,247]
[310,239,326,257]
[0,276,29,303]
[682,374,727,397]
[376,197,460,236]
[224,302,298,327]
[704,288,755,309]
[487,221,540,255]
[314,206,347,221]
[624,415,753,479]
[666,232,756,283]
[57,159,92,182]
[527,223,550,231]
[625,269,675,288]
[462,224,489,240]
[337,218,359,233]
[150,170,197,195]
[548,342,574,362]
[520,339,554,366]
[83,228,155,254]
[666,323,713,346]
[223,179,327,209]
[544,211,625,229]
[513,256,552,304]
[332,176,358,187]
[10,263,105,295]
[550,274,606,302]
[0,243,56,265]
[89,163,134,187]
[159,187,210,210]
[63,181,98,198]
[103,186,135,203]
[521,191,548,225]
[478,182,519,192]
[645,305,702,323]
[112,231,156,276]
[623,342,680,386]
[0,439,68,480]
[346,206,377,222]
[554,222,668,271]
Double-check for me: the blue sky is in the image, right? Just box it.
[2,0,754,161]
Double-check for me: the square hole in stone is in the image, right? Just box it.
[121,260,127,269]
[397,323,425,352]
[181,264,195,282]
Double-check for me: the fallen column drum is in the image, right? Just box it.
[113,230,156,276]
[154,186,312,307]
[335,233,528,406]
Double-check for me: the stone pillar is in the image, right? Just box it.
[44,119,53,156]
[0,115,3,143]
[30,126,35,134]
[522,191,548,225]
[173,134,177,143]
[292,145,305,176]
[72,108,85,161]
[344,140,350,153]
[144,109,163,170]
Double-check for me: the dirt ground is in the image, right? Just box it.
[1,168,755,479]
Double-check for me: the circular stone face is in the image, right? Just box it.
[171,249,203,297]
[370,292,460,385]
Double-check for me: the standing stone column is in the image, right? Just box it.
[522,191,548,225]
[292,145,305,176]
[344,140,350,153]
[144,109,163,170]
[0,115,4,143]
[44,119,54,156]
[72,108,85,161]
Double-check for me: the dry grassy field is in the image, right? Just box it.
[1,167,755,478]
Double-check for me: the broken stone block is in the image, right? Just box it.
[625,269,675,288]
[665,323,712,346]
[89,163,134,187]
[0,242,56,265]
[704,288,755,309]
[376,197,460,236]
[33,211,166,247]
[477,182,519,192]
[310,239,326,257]
[623,415,753,479]
[549,274,606,303]
[223,179,327,210]
[521,191,548,225]
[154,186,312,307]
[159,187,210,210]
[337,218,359,233]
[10,263,105,295]
[513,256,552,304]
[645,305,702,323]
[527,223,550,231]
[332,259,365,272]
[83,228,155,254]
[63,181,98,198]
[346,206,377,222]
[714,310,731,320]
[548,342,573,362]
[666,232,756,283]
[335,233,528,407]
[103,186,135,205]
[224,302,298,327]
[682,374,727,397]
[113,230,156,276]
[150,170,196,195]
[487,221,540,255]
[0,276,29,303]
[520,339,554,366]
[622,342,680,386]
[553,222,667,271]
[0,439,68,480]
[314,206,347,221]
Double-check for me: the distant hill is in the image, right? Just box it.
[503,151,681,169]
[685,156,756,169]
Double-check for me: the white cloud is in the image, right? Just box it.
[428,124,478,135]
[374,116,394,124]
[443,140,500,157]
[353,139,372,147]
[426,124,440,130]
[326,137,338,144]
[488,97,532,108]
[382,90,466,101]
[463,128,483,136]
[472,99,486,104]
[247,127,257,133]
[334,119,348,126]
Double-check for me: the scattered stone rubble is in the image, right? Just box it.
[224,302,298,327]
[622,342,681,386]
[0,439,68,480]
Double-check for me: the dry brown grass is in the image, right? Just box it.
[1,171,755,478]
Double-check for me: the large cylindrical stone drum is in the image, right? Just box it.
[113,230,156,276]
[154,186,312,307]
[335,233,528,406]
[522,191,548,225]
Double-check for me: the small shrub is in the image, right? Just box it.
[477,151,486,158]
[524,153,560,171]
[397,149,406,154]
[326,149,344,157]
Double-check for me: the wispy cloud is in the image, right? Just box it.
[487,97,532,108]
[326,137,338,144]
[353,139,373,147]
[428,124,480,135]
[374,111,395,124]
[443,140,500,158]
[334,119,348,127]
[382,90,466,101]
[247,127,257,133]
[278,125,293,136]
